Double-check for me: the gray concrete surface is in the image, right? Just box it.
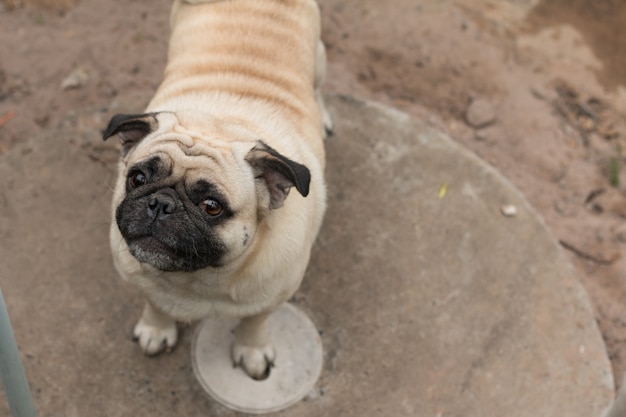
[0,95,614,416]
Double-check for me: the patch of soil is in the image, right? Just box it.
[524,0,626,91]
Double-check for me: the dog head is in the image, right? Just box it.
[103,112,310,272]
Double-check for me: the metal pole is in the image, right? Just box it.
[0,288,38,417]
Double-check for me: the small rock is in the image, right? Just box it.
[501,204,518,217]
[61,67,88,90]
[466,98,497,128]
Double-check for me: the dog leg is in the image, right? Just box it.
[315,40,333,138]
[133,300,178,355]
[231,311,275,380]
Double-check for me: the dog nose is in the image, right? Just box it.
[147,192,177,220]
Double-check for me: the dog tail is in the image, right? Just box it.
[604,374,626,417]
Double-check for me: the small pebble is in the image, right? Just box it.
[466,98,497,128]
[501,204,518,217]
[61,67,88,90]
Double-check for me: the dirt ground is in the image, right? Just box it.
[2,0,626,393]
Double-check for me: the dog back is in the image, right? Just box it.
[148,0,323,150]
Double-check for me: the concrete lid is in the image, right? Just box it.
[192,303,323,414]
[0,95,614,416]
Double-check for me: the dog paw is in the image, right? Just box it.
[133,319,178,355]
[231,343,275,380]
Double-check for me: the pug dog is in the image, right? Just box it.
[102,0,331,380]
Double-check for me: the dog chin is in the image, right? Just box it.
[128,237,187,272]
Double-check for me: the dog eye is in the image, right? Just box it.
[201,199,223,217]
[128,171,147,189]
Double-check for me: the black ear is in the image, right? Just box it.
[245,142,311,209]
[102,113,158,156]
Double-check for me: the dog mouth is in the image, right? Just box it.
[132,236,174,253]
[126,235,219,272]
[128,236,179,267]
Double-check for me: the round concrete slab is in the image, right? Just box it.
[293,95,614,416]
[191,303,323,414]
[0,94,615,416]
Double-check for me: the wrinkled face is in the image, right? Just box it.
[105,112,311,272]
[116,153,249,271]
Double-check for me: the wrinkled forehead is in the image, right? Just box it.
[127,111,258,176]
[148,110,262,147]
[132,135,232,176]
[129,145,225,181]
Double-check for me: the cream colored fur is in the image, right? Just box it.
[109,0,329,379]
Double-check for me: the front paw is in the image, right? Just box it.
[133,318,178,355]
[231,343,275,380]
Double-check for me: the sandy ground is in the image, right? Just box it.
[1,0,626,392]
